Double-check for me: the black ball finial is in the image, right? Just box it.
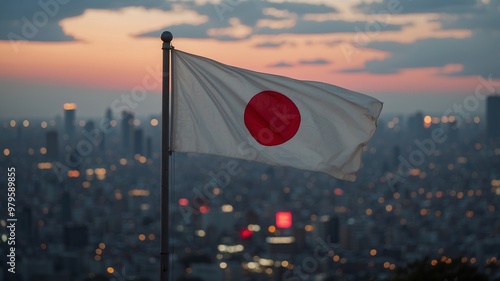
[161,31,173,43]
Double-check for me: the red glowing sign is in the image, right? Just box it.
[178,198,189,206]
[199,206,210,214]
[276,212,292,228]
[240,228,253,240]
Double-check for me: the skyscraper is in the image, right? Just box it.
[146,136,152,158]
[134,128,143,155]
[46,130,58,161]
[487,96,500,139]
[407,111,425,138]
[105,107,113,121]
[122,111,134,151]
[64,103,77,138]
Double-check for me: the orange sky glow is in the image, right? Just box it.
[0,2,497,117]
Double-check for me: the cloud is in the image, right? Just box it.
[354,0,478,15]
[0,0,408,42]
[255,18,404,35]
[269,61,294,67]
[268,58,332,68]
[254,41,287,48]
[345,1,500,78]
[0,0,171,41]
[139,1,406,41]
[140,1,341,40]
[342,30,500,78]
[299,58,331,65]
[437,2,500,30]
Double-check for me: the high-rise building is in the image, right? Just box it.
[487,95,500,139]
[105,107,113,121]
[407,111,425,138]
[315,215,340,244]
[146,136,152,158]
[61,191,72,223]
[64,103,77,138]
[84,120,94,132]
[122,111,134,151]
[46,130,58,161]
[134,129,143,155]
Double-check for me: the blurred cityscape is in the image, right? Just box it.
[1,96,500,281]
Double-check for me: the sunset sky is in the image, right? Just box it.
[0,0,499,118]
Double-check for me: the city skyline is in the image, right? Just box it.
[1,100,498,281]
[1,0,499,118]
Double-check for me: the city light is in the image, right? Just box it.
[128,189,150,196]
[95,168,106,180]
[268,225,276,233]
[178,198,189,206]
[258,258,274,266]
[199,206,210,213]
[265,236,295,244]
[221,204,233,212]
[218,244,244,253]
[423,115,432,126]
[37,162,52,169]
[276,211,292,228]
[63,103,77,110]
[247,224,261,232]
[67,170,80,178]
[239,228,253,240]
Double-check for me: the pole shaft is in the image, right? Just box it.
[160,31,173,281]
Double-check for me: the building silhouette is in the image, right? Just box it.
[146,136,152,158]
[105,107,113,121]
[487,95,500,139]
[61,191,72,223]
[64,103,77,138]
[407,111,425,138]
[46,130,58,161]
[122,111,134,151]
[134,128,143,155]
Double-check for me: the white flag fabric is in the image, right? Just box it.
[172,50,382,181]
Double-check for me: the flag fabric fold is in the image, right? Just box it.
[171,49,382,181]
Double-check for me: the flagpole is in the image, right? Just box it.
[160,31,173,281]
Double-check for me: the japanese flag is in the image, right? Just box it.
[171,50,382,181]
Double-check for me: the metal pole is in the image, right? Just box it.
[160,31,173,281]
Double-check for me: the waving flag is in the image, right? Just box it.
[171,50,382,181]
